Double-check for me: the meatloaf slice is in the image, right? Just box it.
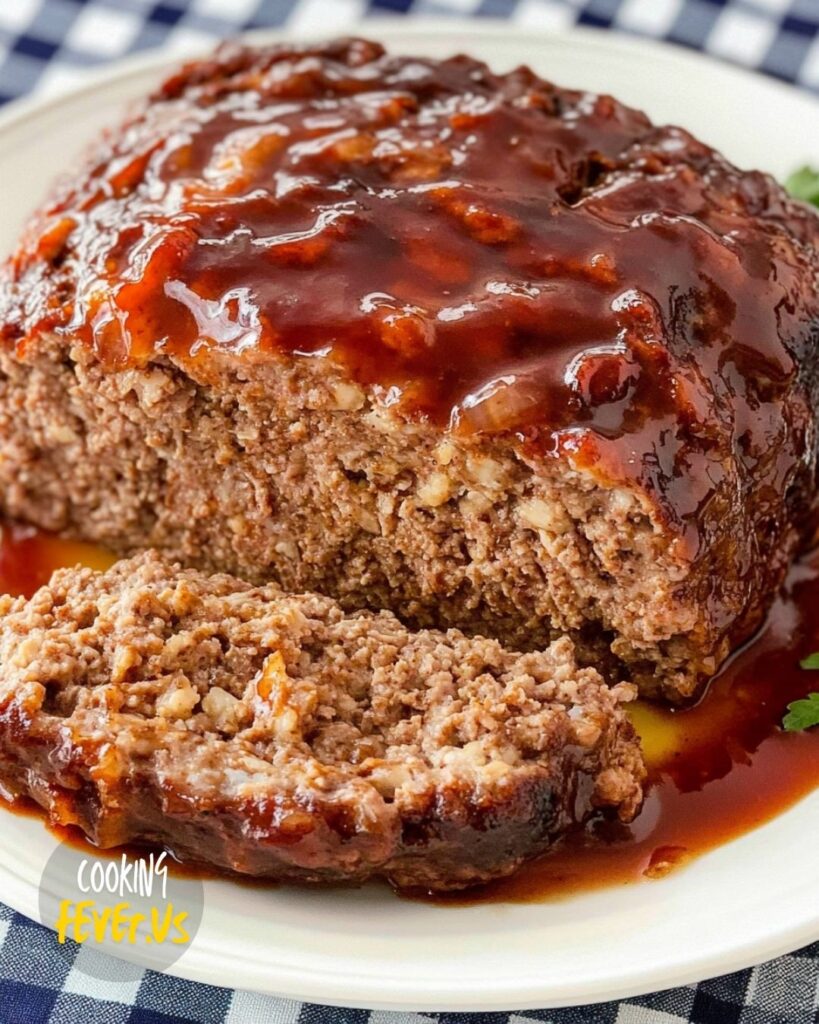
[0,551,643,890]
[1,39,818,701]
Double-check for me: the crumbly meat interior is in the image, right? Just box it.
[0,551,643,889]
[0,340,707,700]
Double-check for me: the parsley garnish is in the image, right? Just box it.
[786,166,819,208]
[783,693,819,732]
[783,653,819,730]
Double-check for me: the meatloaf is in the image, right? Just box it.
[0,551,642,889]
[0,39,818,701]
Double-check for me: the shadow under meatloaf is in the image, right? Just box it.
[0,38,818,703]
[0,552,643,890]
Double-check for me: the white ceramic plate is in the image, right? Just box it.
[0,21,817,1012]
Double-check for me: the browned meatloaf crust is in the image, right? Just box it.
[0,551,642,889]
[1,39,818,701]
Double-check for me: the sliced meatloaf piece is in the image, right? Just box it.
[0,551,643,889]
[0,39,818,701]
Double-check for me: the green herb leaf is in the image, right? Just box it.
[782,693,819,732]
[799,651,819,669]
[786,166,819,208]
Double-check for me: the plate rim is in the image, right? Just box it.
[3,803,818,1012]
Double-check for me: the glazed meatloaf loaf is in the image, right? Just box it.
[0,40,818,702]
[0,551,642,889]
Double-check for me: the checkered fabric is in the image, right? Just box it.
[0,901,818,1023]
[0,1,817,1022]
[0,0,817,102]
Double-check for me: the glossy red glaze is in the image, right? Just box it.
[2,41,817,542]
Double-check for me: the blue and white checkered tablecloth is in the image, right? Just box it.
[0,1,818,1022]
[0,0,818,101]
